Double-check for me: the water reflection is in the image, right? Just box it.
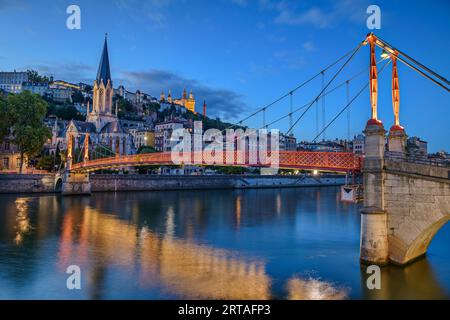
[0,188,448,300]
[361,258,448,300]
[287,277,348,300]
[55,199,271,299]
[13,198,33,245]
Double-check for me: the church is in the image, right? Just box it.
[66,36,134,156]
[160,88,196,114]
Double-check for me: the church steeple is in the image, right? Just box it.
[96,34,112,85]
[88,34,115,131]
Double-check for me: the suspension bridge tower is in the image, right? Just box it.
[60,133,92,195]
[360,33,450,266]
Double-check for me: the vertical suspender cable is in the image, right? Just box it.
[315,98,319,138]
[289,92,293,132]
[263,108,266,129]
[321,71,326,141]
[346,80,350,141]
[286,42,363,136]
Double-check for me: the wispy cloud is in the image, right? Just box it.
[261,0,369,29]
[119,69,248,121]
[275,7,331,28]
[231,0,248,7]
[302,41,316,52]
[0,0,27,11]
[114,0,172,29]
[25,61,95,83]
[25,59,248,121]
[272,50,306,70]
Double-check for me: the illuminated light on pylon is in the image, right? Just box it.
[390,52,404,132]
[67,134,73,160]
[84,133,90,161]
[66,133,74,170]
[366,33,383,126]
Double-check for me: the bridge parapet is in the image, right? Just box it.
[384,157,450,181]
[70,151,362,173]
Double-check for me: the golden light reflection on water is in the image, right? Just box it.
[235,195,241,228]
[1,190,448,300]
[287,277,348,300]
[276,193,281,216]
[13,198,33,245]
[56,205,271,300]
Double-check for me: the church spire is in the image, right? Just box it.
[96,34,112,85]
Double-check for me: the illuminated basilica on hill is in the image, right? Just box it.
[160,88,196,113]
[66,36,133,155]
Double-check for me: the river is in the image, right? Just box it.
[0,187,449,300]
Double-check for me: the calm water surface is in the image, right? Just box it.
[0,187,449,300]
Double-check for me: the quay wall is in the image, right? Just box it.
[0,174,347,194]
[90,175,346,192]
[0,174,56,194]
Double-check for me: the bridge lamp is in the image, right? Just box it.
[380,50,390,60]
[313,170,319,176]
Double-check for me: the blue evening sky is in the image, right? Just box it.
[0,0,449,151]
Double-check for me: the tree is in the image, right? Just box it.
[144,102,160,114]
[27,70,50,84]
[8,91,51,173]
[72,90,84,104]
[0,95,10,144]
[59,104,81,121]
[137,146,156,154]
[116,97,134,118]
[36,155,55,171]
[46,102,84,121]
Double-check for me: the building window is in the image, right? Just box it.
[2,157,9,169]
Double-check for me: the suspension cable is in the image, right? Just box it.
[286,42,364,135]
[215,59,372,145]
[376,35,450,85]
[242,64,370,134]
[396,54,449,92]
[223,44,363,131]
[312,58,391,142]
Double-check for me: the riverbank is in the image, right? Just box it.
[0,173,347,194]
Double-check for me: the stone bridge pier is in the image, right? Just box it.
[59,133,91,196]
[60,171,91,196]
[360,122,450,266]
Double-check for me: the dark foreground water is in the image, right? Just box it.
[0,187,449,300]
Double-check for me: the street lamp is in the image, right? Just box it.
[380,50,390,60]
